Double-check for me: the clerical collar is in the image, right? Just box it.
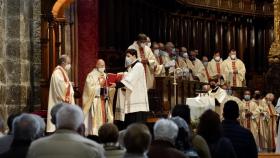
[211,86,219,93]
[130,60,139,68]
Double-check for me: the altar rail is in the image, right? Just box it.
[152,77,246,113]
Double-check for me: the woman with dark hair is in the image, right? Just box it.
[172,105,211,158]
[197,110,236,158]
[115,49,150,128]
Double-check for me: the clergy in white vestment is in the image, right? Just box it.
[207,51,224,84]
[82,59,116,136]
[185,50,208,82]
[202,56,210,82]
[128,34,162,89]
[222,49,246,87]
[47,55,75,132]
[115,49,149,127]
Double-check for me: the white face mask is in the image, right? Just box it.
[147,42,151,48]
[183,53,188,59]
[154,49,160,56]
[203,62,208,67]
[126,57,132,66]
[230,54,236,60]
[98,67,105,73]
[214,56,220,61]
[140,43,145,48]
[65,64,71,71]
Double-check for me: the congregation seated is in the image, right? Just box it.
[98,123,125,158]
[123,123,151,158]
[172,104,211,158]
[0,113,43,158]
[0,113,21,154]
[27,104,105,158]
[197,109,237,158]
[148,119,187,158]
[0,90,279,158]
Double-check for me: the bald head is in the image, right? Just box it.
[266,93,275,102]
[96,59,106,73]
[96,59,105,68]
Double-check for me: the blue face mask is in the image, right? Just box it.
[227,89,233,95]
[159,50,166,56]
[244,95,251,101]
[125,57,132,66]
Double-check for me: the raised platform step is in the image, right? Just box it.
[258,153,280,158]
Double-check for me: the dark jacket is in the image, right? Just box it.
[222,120,258,158]
[148,140,188,158]
[0,139,31,158]
[0,135,13,154]
[208,137,236,158]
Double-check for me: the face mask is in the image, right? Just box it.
[147,42,151,48]
[244,95,251,101]
[227,89,233,95]
[98,67,105,73]
[65,64,71,71]
[154,49,160,56]
[140,43,145,48]
[183,53,188,59]
[160,50,166,56]
[214,56,220,61]
[126,57,132,66]
[230,54,236,60]
[203,62,208,67]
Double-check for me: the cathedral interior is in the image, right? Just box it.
[2,0,280,157]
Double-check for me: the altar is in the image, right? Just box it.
[151,77,247,116]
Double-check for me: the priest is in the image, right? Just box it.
[128,33,162,89]
[240,90,259,145]
[222,49,246,87]
[207,50,224,84]
[82,59,116,136]
[47,54,75,132]
[185,50,208,82]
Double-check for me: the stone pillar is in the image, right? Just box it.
[0,0,41,127]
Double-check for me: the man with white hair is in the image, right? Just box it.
[0,113,40,158]
[47,54,75,132]
[31,114,46,139]
[83,59,116,136]
[27,104,105,158]
[263,93,277,151]
[148,119,187,158]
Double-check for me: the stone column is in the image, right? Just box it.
[0,0,41,128]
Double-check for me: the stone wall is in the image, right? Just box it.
[0,0,41,126]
